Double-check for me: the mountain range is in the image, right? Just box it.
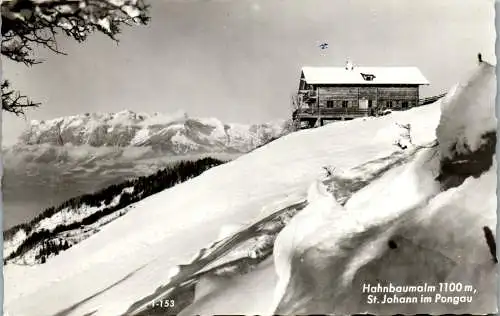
[3,110,290,229]
[15,110,289,154]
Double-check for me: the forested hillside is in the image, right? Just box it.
[4,157,225,265]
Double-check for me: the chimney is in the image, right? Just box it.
[478,52,483,64]
[345,58,354,71]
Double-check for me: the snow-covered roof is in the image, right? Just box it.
[301,66,430,85]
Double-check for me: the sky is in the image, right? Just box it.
[1,0,496,145]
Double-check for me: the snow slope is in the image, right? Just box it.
[178,63,497,315]
[5,62,496,316]
[4,100,441,315]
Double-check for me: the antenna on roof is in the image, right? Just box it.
[478,52,483,64]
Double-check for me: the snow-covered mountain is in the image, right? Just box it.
[17,110,288,154]
[4,62,496,316]
[3,111,288,229]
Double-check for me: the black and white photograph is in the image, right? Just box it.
[1,0,497,315]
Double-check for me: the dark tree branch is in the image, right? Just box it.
[2,80,41,116]
[1,0,149,64]
[1,0,150,113]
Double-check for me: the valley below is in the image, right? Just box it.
[2,148,240,230]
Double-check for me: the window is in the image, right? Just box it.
[387,101,393,108]
[299,79,306,90]
[326,100,334,108]
[342,101,348,108]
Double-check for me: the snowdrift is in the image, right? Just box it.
[272,150,496,315]
[270,61,497,315]
[5,63,494,316]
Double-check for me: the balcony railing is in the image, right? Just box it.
[294,107,370,117]
[418,93,446,106]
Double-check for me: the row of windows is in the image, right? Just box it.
[325,100,351,108]
[385,100,413,108]
[324,100,414,108]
